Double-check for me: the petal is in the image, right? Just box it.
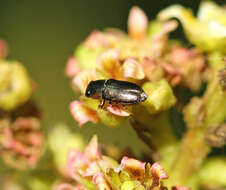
[172,186,190,190]
[70,101,100,126]
[106,104,131,117]
[84,135,101,161]
[151,162,168,180]
[98,49,121,78]
[128,6,148,40]
[93,173,111,190]
[72,69,97,94]
[67,149,90,178]
[120,156,146,180]
[122,59,145,80]
[65,57,80,77]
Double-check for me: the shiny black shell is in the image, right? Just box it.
[85,79,147,107]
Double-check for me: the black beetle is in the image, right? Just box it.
[85,79,147,108]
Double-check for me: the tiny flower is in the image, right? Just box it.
[122,58,145,80]
[0,61,32,111]
[168,47,206,91]
[128,6,148,40]
[120,156,146,181]
[0,116,43,169]
[67,135,102,179]
[67,149,90,179]
[69,101,100,126]
[98,49,121,79]
[151,162,169,180]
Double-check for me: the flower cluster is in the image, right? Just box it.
[56,135,189,190]
[0,102,43,169]
[0,40,43,169]
[66,6,209,127]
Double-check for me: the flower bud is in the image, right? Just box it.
[142,79,176,114]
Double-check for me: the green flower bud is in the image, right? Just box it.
[0,60,32,111]
[142,79,176,114]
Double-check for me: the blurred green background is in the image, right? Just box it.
[0,0,223,153]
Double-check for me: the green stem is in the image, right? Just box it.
[132,106,179,171]
[167,73,226,187]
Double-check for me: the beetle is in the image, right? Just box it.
[85,79,147,108]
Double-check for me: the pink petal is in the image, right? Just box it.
[65,57,80,77]
[93,173,111,190]
[106,104,131,116]
[84,135,101,161]
[122,59,145,80]
[151,162,168,180]
[72,70,97,94]
[128,7,148,40]
[67,149,90,178]
[172,186,190,190]
[70,101,100,126]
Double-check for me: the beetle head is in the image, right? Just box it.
[85,80,105,99]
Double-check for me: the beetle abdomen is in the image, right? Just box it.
[103,87,140,104]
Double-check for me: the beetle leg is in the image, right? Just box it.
[99,99,106,109]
